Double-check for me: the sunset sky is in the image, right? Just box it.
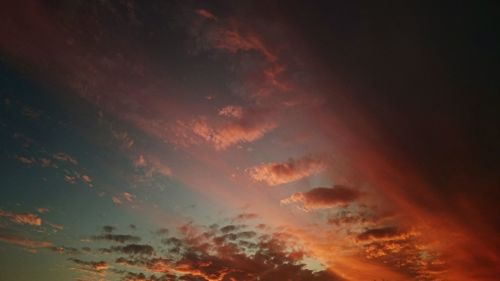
[0,1,499,280]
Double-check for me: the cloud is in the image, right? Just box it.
[15,155,35,165]
[197,23,277,63]
[218,105,243,118]
[194,9,217,21]
[134,154,172,178]
[356,227,416,243]
[281,185,361,210]
[234,212,259,221]
[0,209,42,226]
[92,233,141,244]
[62,222,343,281]
[52,152,78,165]
[69,258,109,272]
[103,225,116,233]
[247,155,325,186]
[37,207,50,214]
[112,192,136,205]
[0,232,51,249]
[190,117,277,150]
[111,244,155,256]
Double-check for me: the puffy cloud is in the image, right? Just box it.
[281,185,361,210]
[247,155,325,186]
[0,209,42,226]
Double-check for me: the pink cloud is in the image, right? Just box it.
[247,155,326,186]
[190,117,277,150]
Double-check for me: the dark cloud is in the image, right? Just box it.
[69,258,108,272]
[92,233,141,244]
[356,226,403,242]
[65,222,343,281]
[282,185,361,210]
[113,244,155,256]
[103,225,116,233]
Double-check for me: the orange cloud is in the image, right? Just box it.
[0,209,42,226]
[247,155,325,186]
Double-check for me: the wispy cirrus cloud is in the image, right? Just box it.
[247,155,326,186]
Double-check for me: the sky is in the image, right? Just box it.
[0,1,499,281]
